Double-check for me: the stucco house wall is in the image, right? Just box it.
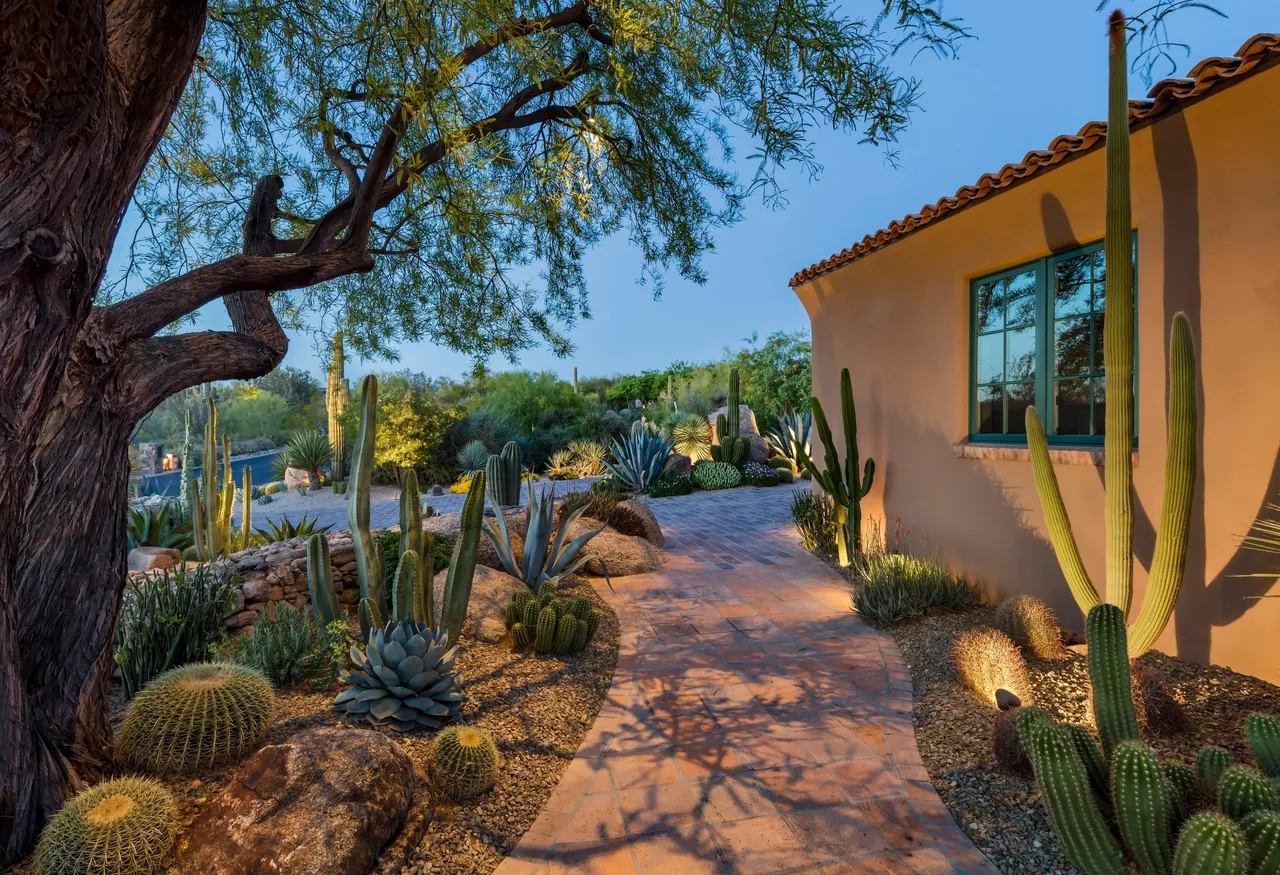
[792,61,1280,681]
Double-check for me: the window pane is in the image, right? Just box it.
[1091,249,1106,308]
[1055,254,1091,316]
[1007,291,1037,328]
[977,280,1004,332]
[1093,312,1105,374]
[1006,326,1036,382]
[977,332,1003,384]
[1055,379,1091,435]
[977,385,1003,434]
[1055,316,1090,377]
[1006,383,1035,435]
[1092,377,1106,435]
[1007,270,1036,300]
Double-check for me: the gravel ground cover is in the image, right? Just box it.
[890,605,1280,875]
[13,577,618,875]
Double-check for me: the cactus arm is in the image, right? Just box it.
[1128,314,1197,656]
[221,434,234,549]
[1086,604,1140,759]
[1103,10,1136,618]
[307,533,339,625]
[241,466,252,548]
[327,332,347,485]
[399,470,424,604]
[1027,406,1101,613]
[840,368,858,505]
[394,550,419,621]
[442,470,486,640]
[179,409,193,519]
[1112,741,1173,875]
[348,376,384,606]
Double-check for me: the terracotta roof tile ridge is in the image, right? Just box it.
[789,33,1280,288]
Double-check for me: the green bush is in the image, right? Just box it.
[223,602,335,689]
[647,474,693,497]
[740,461,780,487]
[114,564,238,699]
[127,504,193,552]
[790,489,839,555]
[691,460,740,490]
[558,491,648,538]
[851,550,976,627]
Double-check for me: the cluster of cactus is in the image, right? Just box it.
[1021,603,1280,875]
[506,589,601,655]
[795,367,874,567]
[319,374,485,644]
[188,397,238,560]
[486,440,522,506]
[429,725,501,801]
[710,368,750,466]
[1025,10,1197,658]
[994,594,1067,660]
[327,331,349,494]
[116,662,275,775]
[485,484,603,593]
[36,777,178,875]
[334,618,464,731]
[691,460,741,490]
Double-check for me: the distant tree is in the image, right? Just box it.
[735,331,812,420]
[372,375,467,485]
[474,371,582,434]
[606,371,665,407]
[253,367,320,408]
[220,389,292,442]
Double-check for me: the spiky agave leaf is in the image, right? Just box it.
[334,619,463,731]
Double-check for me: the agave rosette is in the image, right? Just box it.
[334,619,464,731]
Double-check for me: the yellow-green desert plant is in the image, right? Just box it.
[190,397,236,560]
[995,595,1067,660]
[35,777,177,875]
[116,662,275,775]
[429,725,501,801]
[669,415,712,462]
[1025,10,1196,658]
[950,627,1031,708]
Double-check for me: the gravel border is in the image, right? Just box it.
[889,605,1280,875]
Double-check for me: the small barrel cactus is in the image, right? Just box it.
[334,619,463,731]
[1218,765,1277,821]
[1163,760,1200,823]
[36,777,178,875]
[1173,812,1248,875]
[116,663,274,775]
[994,594,1066,660]
[950,627,1031,708]
[430,725,500,801]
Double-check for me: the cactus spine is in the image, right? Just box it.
[1025,10,1197,657]
[1173,812,1248,875]
[1198,747,1237,797]
[711,368,749,466]
[486,441,522,506]
[348,375,385,637]
[1111,741,1172,875]
[1217,766,1276,821]
[796,367,874,567]
[1087,604,1139,759]
[307,533,340,625]
[327,332,349,493]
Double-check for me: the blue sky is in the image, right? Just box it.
[146,1,1276,384]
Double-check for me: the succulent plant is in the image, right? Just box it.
[1243,810,1280,875]
[604,426,675,493]
[1111,741,1173,875]
[333,619,463,731]
[116,662,275,775]
[1198,747,1238,798]
[485,484,603,594]
[691,460,741,490]
[1218,765,1277,821]
[486,440,522,506]
[949,627,1030,708]
[430,725,500,801]
[994,594,1066,660]
[506,590,600,655]
[35,777,178,875]
[669,415,712,462]
[765,409,811,465]
[1248,715,1280,779]
[710,369,750,466]
[327,331,349,491]
[307,532,340,625]
[1173,812,1248,875]
[993,708,1032,777]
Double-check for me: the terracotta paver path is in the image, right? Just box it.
[497,486,998,875]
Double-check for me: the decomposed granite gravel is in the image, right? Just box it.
[890,605,1280,875]
[10,577,618,875]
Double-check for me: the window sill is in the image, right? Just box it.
[954,442,1138,468]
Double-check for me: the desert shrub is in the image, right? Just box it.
[691,460,741,490]
[221,390,291,443]
[566,439,609,477]
[449,474,474,493]
[545,449,578,480]
[114,564,238,698]
[1132,663,1188,735]
[994,594,1067,660]
[225,603,335,689]
[558,492,648,538]
[740,460,780,487]
[647,474,693,498]
[993,708,1033,777]
[851,551,975,627]
[790,489,839,555]
[950,627,1031,707]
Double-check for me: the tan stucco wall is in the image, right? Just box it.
[794,67,1280,681]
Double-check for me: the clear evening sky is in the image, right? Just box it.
[118,1,1277,383]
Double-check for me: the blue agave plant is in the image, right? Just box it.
[766,410,811,463]
[603,424,674,493]
[484,486,604,593]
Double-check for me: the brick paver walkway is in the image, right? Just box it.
[496,486,997,875]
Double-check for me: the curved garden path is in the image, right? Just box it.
[496,486,998,875]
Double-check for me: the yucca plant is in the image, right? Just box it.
[252,514,332,545]
[669,412,713,462]
[603,423,674,493]
[1241,492,1280,578]
[545,449,578,480]
[766,410,811,466]
[566,439,608,477]
[284,429,334,490]
[456,439,491,476]
[484,485,604,593]
[127,504,194,552]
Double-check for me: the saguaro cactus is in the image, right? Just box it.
[327,331,349,493]
[796,367,875,566]
[349,375,386,636]
[486,441,522,506]
[711,368,749,466]
[1025,11,1197,656]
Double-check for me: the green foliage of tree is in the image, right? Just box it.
[252,367,319,408]
[371,374,468,484]
[472,371,582,435]
[734,331,812,420]
[220,390,291,442]
[606,371,665,406]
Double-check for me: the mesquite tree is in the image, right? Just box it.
[0,0,975,859]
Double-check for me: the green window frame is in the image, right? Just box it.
[968,236,1137,445]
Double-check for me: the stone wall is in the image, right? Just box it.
[222,534,360,631]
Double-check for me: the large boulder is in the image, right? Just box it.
[127,546,182,573]
[284,466,312,490]
[569,518,662,577]
[665,453,692,477]
[432,564,526,643]
[707,404,760,436]
[617,500,664,548]
[170,727,416,875]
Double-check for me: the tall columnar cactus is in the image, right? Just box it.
[440,471,486,645]
[348,375,385,638]
[1086,604,1139,759]
[397,470,435,623]
[1025,10,1198,657]
[327,331,349,493]
[711,368,749,466]
[795,367,874,567]
[193,397,234,560]
[241,465,252,548]
[179,407,193,519]
[487,440,522,506]
[1111,741,1172,875]
[307,532,340,625]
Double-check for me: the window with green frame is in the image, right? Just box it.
[969,237,1136,444]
